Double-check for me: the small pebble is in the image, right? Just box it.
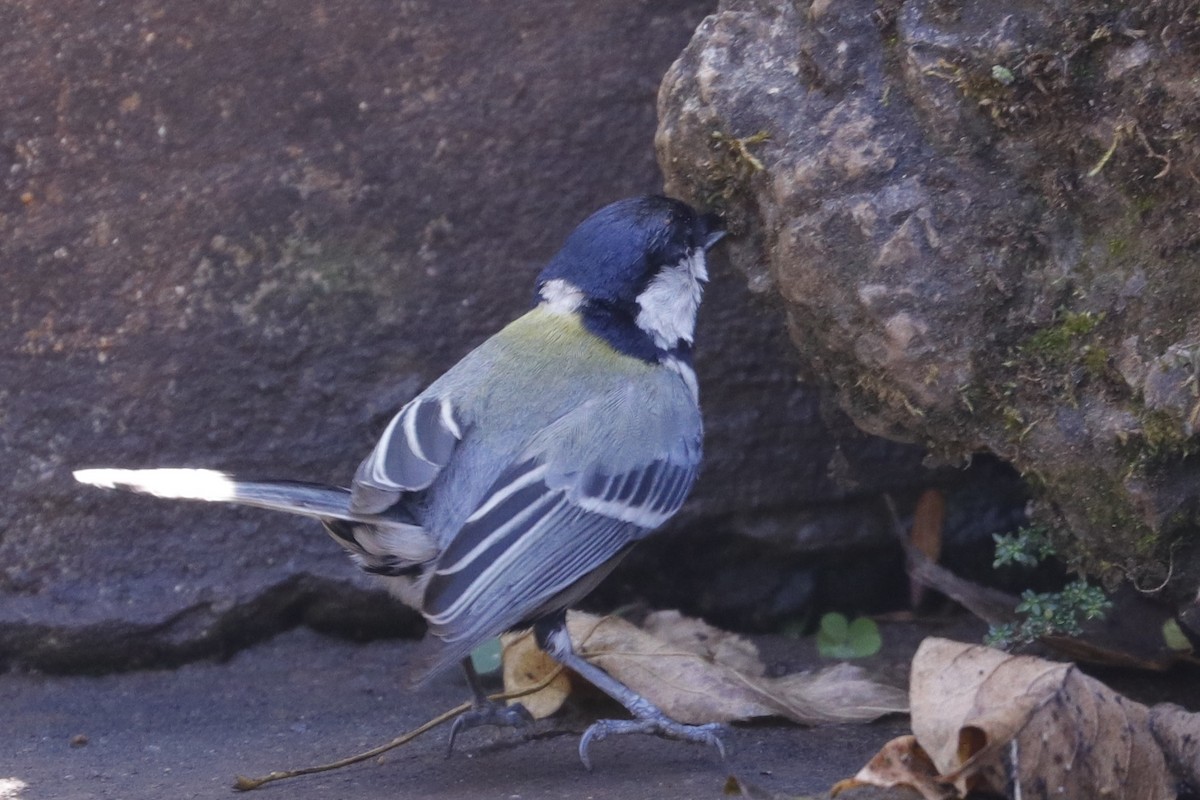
[69,734,89,748]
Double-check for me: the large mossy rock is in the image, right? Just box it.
[658,0,1200,603]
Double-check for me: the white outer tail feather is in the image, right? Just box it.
[73,467,372,523]
[75,467,440,576]
[74,468,240,501]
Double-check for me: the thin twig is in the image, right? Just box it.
[1133,123,1171,179]
[1086,124,1126,178]
[1131,541,1178,594]
[882,494,1020,626]
[233,664,566,791]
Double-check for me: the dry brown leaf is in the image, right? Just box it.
[499,629,573,719]
[909,637,1182,799]
[761,664,911,724]
[567,611,771,724]
[1150,702,1200,788]
[831,735,954,800]
[908,489,945,608]
[641,609,765,676]
[842,638,1200,798]
[566,611,906,725]
[723,773,812,799]
[499,610,907,725]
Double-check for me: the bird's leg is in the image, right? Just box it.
[534,614,727,770]
[445,657,534,756]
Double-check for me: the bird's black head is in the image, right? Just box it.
[535,196,724,361]
[536,196,722,307]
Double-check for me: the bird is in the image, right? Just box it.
[74,195,727,768]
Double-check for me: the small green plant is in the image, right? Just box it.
[986,580,1112,648]
[816,612,882,659]
[992,525,1057,568]
[986,526,1112,648]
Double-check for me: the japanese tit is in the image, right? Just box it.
[76,195,726,765]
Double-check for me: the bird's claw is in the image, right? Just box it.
[446,701,535,756]
[577,718,727,770]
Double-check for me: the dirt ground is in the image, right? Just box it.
[2,624,929,800]
[10,615,1194,800]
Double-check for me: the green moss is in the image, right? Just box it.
[1028,461,1157,579]
[1019,310,1104,364]
[1126,407,1199,468]
[710,130,770,173]
[1021,467,1049,493]
[1080,345,1111,378]
[922,59,1018,125]
[697,129,772,231]
[851,370,925,422]
[1131,194,1157,216]
[979,309,1112,416]
[1000,405,1026,433]
[1079,482,1142,531]
[1134,529,1162,557]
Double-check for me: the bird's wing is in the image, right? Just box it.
[414,379,701,681]
[350,395,463,514]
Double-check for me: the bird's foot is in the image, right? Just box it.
[446,701,534,756]
[577,716,727,770]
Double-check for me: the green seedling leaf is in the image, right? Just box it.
[821,612,849,639]
[817,613,850,659]
[1163,619,1192,652]
[846,617,883,658]
[817,613,882,659]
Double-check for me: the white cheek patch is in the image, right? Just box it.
[539,278,586,314]
[634,249,707,350]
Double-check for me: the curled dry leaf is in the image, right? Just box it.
[845,637,1199,800]
[499,629,573,719]
[913,637,1175,798]
[762,663,909,724]
[723,772,811,799]
[831,735,954,800]
[502,610,907,725]
[1149,702,1200,788]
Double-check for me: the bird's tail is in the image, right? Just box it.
[72,467,398,525]
[75,467,439,580]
